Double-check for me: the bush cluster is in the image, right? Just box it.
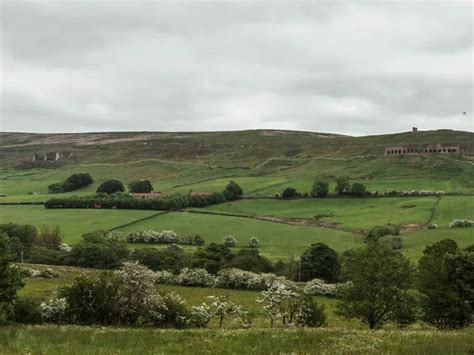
[48,173,94,193]
[22,267,60,279]
[120,230,205,245]
[449,219,474,228]
[303,279,338,298]
[154,267,286,291]
[45,192,227,211]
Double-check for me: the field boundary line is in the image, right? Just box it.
[171,174,239,189]
[181,209,361,235]
[423,196,442,227]
[108,211,171,232]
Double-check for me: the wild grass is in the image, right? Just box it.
[0,325,473,354]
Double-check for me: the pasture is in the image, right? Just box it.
[118,211,363,260]
[0,195,472,261]
[0,205,156,244]
[200,197,438,231]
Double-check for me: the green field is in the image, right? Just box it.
[118,211,363,260]
[0,205,157,244]
[200,197,438,231]
[1,194,472,261]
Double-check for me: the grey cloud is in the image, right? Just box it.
[0,1,472,135]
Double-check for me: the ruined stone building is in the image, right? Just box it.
[384,144,460,156]
[32,152,68,162]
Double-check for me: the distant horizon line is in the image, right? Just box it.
[1,127,471,138]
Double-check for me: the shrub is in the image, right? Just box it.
[310,181,329,198]
[48,173,94,193]
[427,223,438,229]
[35,226,63,250]
[303,279,338,297]
[128,180,153,193]
[257,281,300,327]
[247,237,259,248]
[132,246,187,273]
[450,219,474,228]
[366,224,400,241]
[23,267,60,279]
[193,235,205,246]
[39,297,68,323]
[8,297,43,324]
[154,270,176,284]
[207,295,246,328]
[281,187,300,199]
[349,182,367,196]
[335,176,351,195]
[25,246,68,265]
[216,268,265,290]
[296,297,327,327]
[96,180,125,194]
[379,235,403,250]
[224,248,273,273]
[175,268,216,287]
[58,262,192,328]
[188,304,212,328]
[66,230,129,269]
[223,235,236,248]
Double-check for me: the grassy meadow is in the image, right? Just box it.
[2,325,473,355]
[0,205,157,244]
[0,195,472,261]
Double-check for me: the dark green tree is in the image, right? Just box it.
[417,239,473,329]
[128,180,153,193]
[96,180,125,194]
[0,234,24,315]
[281,187,300,199]
[222,181,243,201]
[335,176,351,195]
[300,243,340,282]
[337,241,416,329]
[350,182,367,196]
[66,230,129,269]
[0,223,38,262]
[310,180,329,197]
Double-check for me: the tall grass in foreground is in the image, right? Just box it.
[0,326,473,354]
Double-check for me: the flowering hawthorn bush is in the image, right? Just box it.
[303,278,338,298]
[247,237,259,248]
[175,268,216,287]
[223,235,237,247]
[39,297,68,323]
[450,219,474,228]
[23,267,60,279]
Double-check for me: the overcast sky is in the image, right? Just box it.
[1,1,472,135]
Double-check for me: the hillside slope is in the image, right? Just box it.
[0,129,473,197]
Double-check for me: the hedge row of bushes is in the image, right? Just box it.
[44,192,228,210]
[113,230,205,245]
[154,267,339,294]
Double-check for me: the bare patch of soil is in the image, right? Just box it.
[400,223,422,233]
